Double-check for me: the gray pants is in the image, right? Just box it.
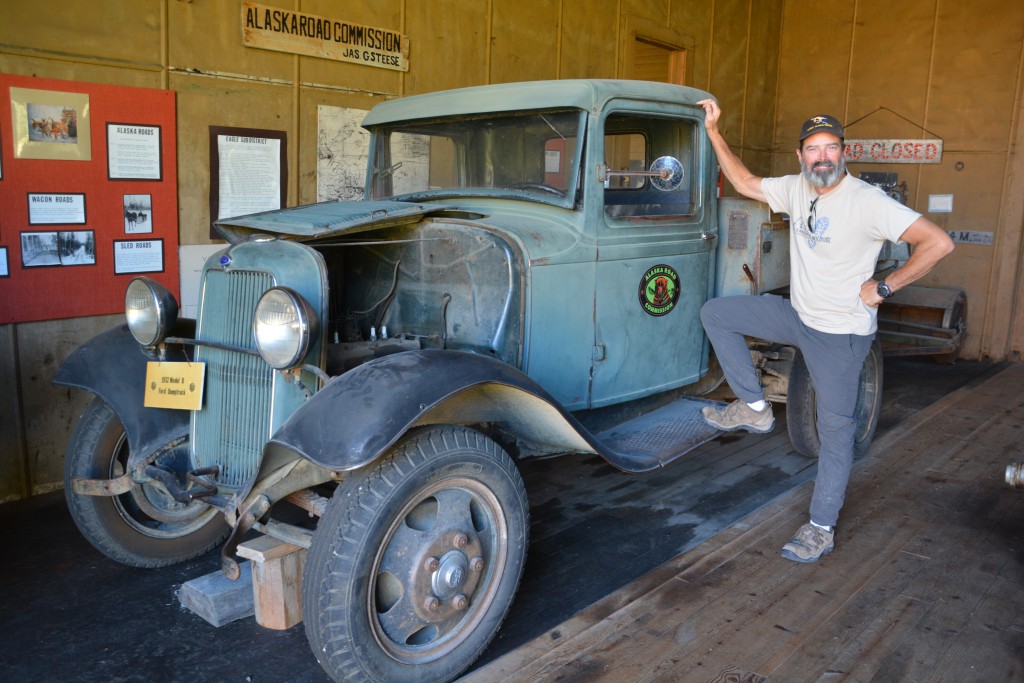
[700,294,874,527]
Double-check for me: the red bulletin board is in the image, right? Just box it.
[0,73,178,324]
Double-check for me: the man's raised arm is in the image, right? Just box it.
[698,98,766,203]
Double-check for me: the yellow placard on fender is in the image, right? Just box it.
[144,362,206,410]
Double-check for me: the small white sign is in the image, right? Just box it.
[928,194,954,213]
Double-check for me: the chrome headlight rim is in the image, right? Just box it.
[252,286,316,370]
[125,277,178,347]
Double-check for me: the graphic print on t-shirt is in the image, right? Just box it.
[797,210,831,249]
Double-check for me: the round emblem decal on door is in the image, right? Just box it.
[638,264,681,316]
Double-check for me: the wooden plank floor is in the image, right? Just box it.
[461,363,1024,683]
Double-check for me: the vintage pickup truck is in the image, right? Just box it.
[56,79,882,682]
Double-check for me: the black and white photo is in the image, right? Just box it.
[20,231,60,267]
[123,194,154,234]
[59,230,96,266]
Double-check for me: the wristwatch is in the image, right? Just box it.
[876,280,894,299]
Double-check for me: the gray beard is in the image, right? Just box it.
[803,157,846,188]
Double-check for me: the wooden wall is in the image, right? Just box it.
[0,0,781,501]
[767,0,1024,362]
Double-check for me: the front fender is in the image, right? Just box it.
[269,350,600,471]
[54,322,195,465]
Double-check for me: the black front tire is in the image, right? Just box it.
[63,397,228,568]
[303,425,529,683]
[787,340,884,459]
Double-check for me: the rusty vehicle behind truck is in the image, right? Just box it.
[56,80,884,682]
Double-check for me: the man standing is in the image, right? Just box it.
[697,98,954,563]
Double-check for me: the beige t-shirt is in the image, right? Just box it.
[761,173,920,335]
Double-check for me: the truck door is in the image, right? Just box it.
[591,108,714,407]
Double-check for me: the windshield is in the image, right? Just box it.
[367,109,585,207]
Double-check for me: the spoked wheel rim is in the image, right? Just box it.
[107,431,220,539]
[369,476,508,665]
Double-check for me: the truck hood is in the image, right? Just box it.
[214,199,448,244]
[215,197,588,265]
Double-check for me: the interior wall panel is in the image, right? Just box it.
[168,0,293,81]
[171,74,295,245]
[773,0,855,173]
[558,0,619,78]
[744,1,782,164]
[0,0,163,69]
[490,0,562,84]
[845,0,935,139]
[403,0,489,95]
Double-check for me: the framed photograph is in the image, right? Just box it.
[123,194,154,234]
[59,230,96,266]
[20,230,95,267]
[21,231,59,267]
[10,87,91,161]
[0,247,8,277]
[114,238,164,274]
[27,192,86,225]
[107,123,162,180]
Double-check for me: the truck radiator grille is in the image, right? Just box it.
[192,269,274,490]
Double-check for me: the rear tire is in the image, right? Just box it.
[303,425,529,683]
[63,397,228,568]
[787,340,884,459]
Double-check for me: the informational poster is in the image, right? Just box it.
[27,193,86,225]
[113,238,164,274]
[217,135,281,218]
[107,123,162,180]
[0,73,180,324]
[208,126,287,237]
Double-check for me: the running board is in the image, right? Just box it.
[591,397,725,473]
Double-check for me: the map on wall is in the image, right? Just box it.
[317,106,370,201]
[316,105,430,202]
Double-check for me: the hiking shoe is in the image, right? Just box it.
[701,400,775,434]
[781,523,835,563]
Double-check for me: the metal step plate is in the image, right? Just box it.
[594,397,725,473]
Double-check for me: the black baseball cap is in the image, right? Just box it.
[799,114,844,141]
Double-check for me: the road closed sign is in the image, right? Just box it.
[845,139,943,164]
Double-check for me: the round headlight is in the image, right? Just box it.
[125,277,178,347]
[253,287,316,370]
